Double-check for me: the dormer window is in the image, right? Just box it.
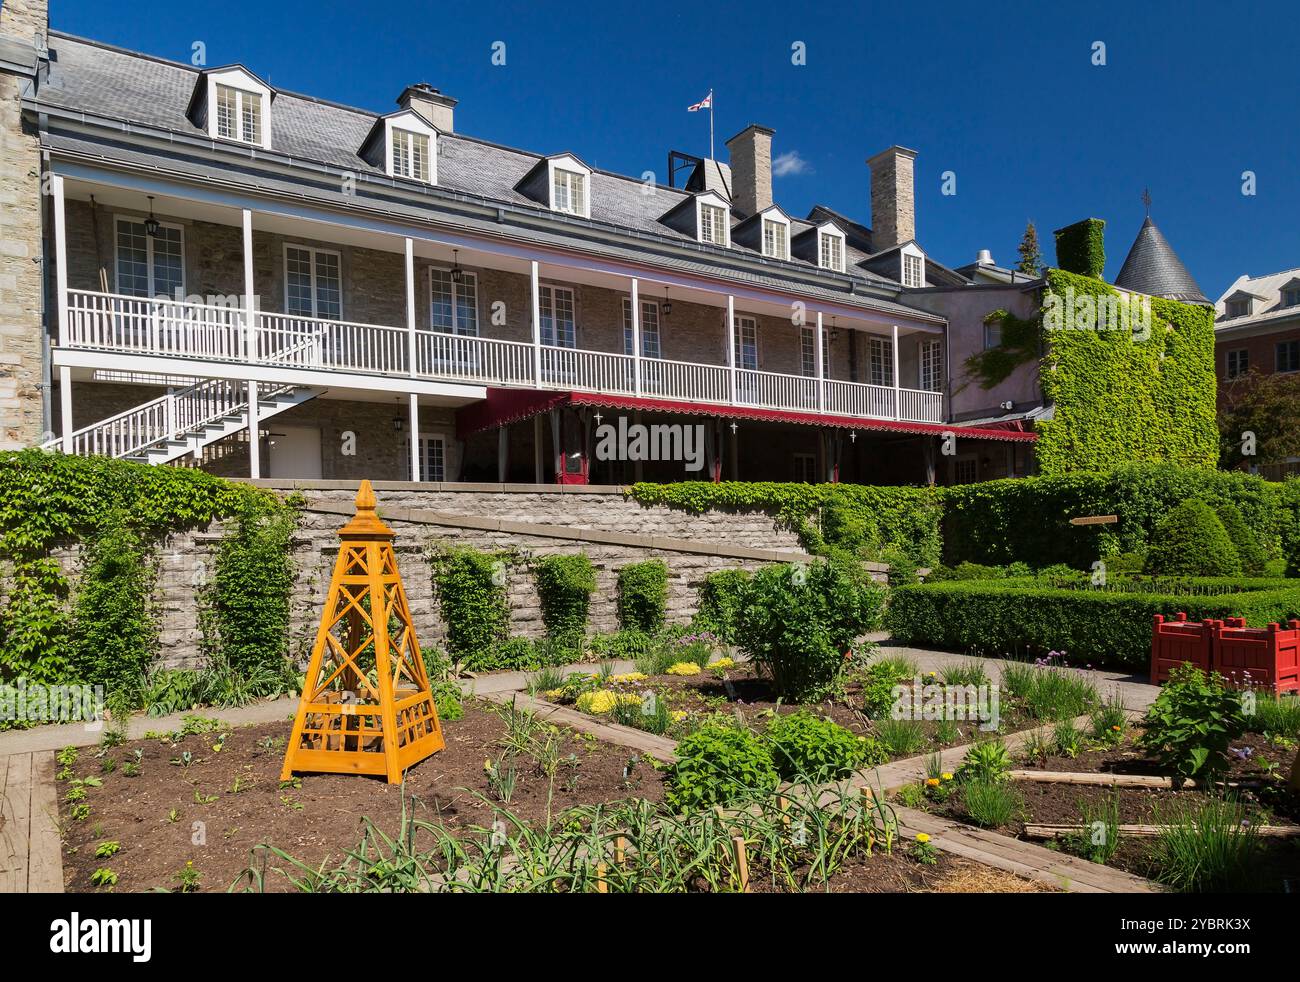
[552,168,587,216]
[903,252,924,288]
[193,67,274,149]
[1227,299,1250,319]
[699,202,729,246]
[762,216,789,260]
[215,84,263,144]
[1284,287,1300,308]
[818,229,845,272]
[392,128,431,182]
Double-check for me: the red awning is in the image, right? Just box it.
[457,387,1038,443]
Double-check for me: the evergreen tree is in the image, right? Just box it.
[1017,221,1042,276]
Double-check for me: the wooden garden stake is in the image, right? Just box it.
[732,835,750,893]
[595,862,608,893]
[281,481,444,784]
[777,795,790,826]
[614,835,627,866]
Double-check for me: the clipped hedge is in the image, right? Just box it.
[693,569,751,643]
[534,553,597,648]
[885,579,1300,670]
[617,560,668,634]
[430,546,510,668]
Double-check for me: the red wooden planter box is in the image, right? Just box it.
[1150,613,1213,684]
[1212,618,1300,695]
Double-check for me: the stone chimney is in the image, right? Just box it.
[866,145,917,251]
[725,124,774,219]
[397,83,457,132]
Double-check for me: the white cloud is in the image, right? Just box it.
[772,150,811,178]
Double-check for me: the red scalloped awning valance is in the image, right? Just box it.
[457,388,1039,444]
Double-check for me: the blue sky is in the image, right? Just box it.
[48,0,1298,296]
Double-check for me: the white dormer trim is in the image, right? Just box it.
[901,242,926,288]
[759,207,790,260]
[548,154,592,218]
[205,67,272,149]
[384,109,439,184]
[816,222,846,272]
[695,191,731,247]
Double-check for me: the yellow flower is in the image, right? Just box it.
[610,672,648,684]
[670,711,687,722]
[707,657,735,669]
[483,759,492,773]
[941,772,954,781]
[915,833,930,843]
[925,777,940,787]
[665,662,702,676]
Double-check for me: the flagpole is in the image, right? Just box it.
[709,90,715,160]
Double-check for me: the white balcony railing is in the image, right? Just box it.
[61,289,946,425]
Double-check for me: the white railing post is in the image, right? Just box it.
[815,311,826,413]
[726,295,737,405]
[247,380,260,479]
[891,324,901,420]
[405,237,417,378]
[242,209,255,363]
[52,174,69,349]
[630,277,642,397]
[530,260,543,387]
[166,391,177,441]
[409,393,421,481]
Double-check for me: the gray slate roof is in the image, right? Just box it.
[1113,217,1209,305]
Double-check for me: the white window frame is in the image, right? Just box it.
[920,338,944,392]
[205,68,272,149]
[621,297,661,359]
[983,321,1003,350]
[113,215,186,299]
[539,284,578,348]
[546,155,592,218]
[429,267,479,335]
[901,244,926,288]
[868,336,894,387]
[696,193,731,247]
[760,209,790,260]
[733,315,759,370]
[1225,348,1248,379]
[817,225,846,272]
[405,432,446,482]
[283,244,343,321]
[799,327,830,378]
[384,110,438,184]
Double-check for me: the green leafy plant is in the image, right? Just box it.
[533,554,597,652]
[90,867,119,887]
[616,560,668,634]
[961,779,1021,828]
[430,547,510,668]
[666,722,778,812]
[1215,502,1266,575]
[1139,664,1247,781]
[692,569,752,643]
[1062,793,1120,864]
[1152,797,1260,892]
[875,717,926,758]
[766,711,885,782]
[1144,500,1242,577]
[957,739,1012,784]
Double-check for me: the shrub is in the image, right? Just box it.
[616,560,668,634]
[861,659,913,719]
[766,711,884,781]
[534,554,597,650]
[692,569,751,643]
[588,629,656,663]
[431,548,509,667]
[885,579,1300,670]
[735,558,886,701]
[880,546,917,586]
[666,723,778,811]
[465,637,545,673]
[962,779,1021,828]
[1144,500,1242,577]
[1216,502,1267,575]
[957,739,1012,784]
[1139,664,1247,781]
[68,511,156,701]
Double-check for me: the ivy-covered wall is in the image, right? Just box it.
[1035,270,1218,474]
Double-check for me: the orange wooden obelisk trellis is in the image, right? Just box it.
[281,480,444,784]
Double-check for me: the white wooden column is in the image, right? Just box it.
[530,260,543,386]
[814,311,826,412]
[725,295,737,404]
[59,367,72,452]
[409,393,420,482]
[52,174,71,450]
[405,237,417,378]
[891,324,901,420]
[242,209,255,362]
[630,276,642,396]
[247,380,260,478]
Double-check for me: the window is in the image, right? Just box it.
[215,83,263,145]
[114,218,184,299]
[868,337,894,387]
[1226,299,1250,319]
[983,321,1003,350]
[1277,340,1300,373]
[792,453,817,483]
[700,203,728,246]
[954,456,978,485]
[1285,288,1300,308]
[903,252,924,288]
[404,434,445,482]
[733,316,758,370]
[1225,349,1249,379]
[799,327,830,378]
[621,298,661,358]
[430,268,478,335]
[284,246,341,320]
[552,169,587,216]
[920,339,944,392]
[818,231,844,272]
[540,285,577,347]
[762,218,788,260]
[392,128,431,182]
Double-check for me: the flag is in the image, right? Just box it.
[687,90,713,112]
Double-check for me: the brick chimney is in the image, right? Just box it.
[866,145,917,251]
[397,83,456,132]
[725,124,774,219]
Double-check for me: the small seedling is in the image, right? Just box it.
[90,868,119,887]
[95,841,121,859]
[175,861,201,893]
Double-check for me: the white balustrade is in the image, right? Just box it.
[539,346,636,395]
[66,290,242,360]
[735,368,820,412]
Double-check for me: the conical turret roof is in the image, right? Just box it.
[1114,216,1209,305]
